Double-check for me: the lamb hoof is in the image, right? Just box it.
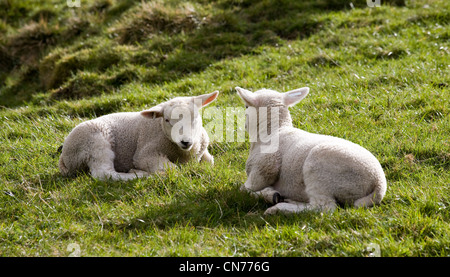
[264,206,280,215]
[128,169,150,178]
[272,192,284,204]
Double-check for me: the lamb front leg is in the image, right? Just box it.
[241,171,283,204]
[128,169,150,177]
[246,187,284,204]
[152,155,177,172]
[200,149,214,165]
[264,200,310,215]
[134,153,177,174]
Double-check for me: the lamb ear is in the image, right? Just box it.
[283,87,309,107]
[235,87,258,107]
[141,104,164,119]
[194,90,219,108]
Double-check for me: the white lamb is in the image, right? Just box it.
[59,91,219,181]
[235,86,387,214]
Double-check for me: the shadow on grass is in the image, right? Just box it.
[85,176,322,232]
[39,164,382,235]
[50,166,296,231]
[98,183,286,232]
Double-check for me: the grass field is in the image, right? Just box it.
[0,0,449,256]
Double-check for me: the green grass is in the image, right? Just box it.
[1,0,449,256]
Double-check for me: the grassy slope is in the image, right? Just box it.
[0,0,449,256]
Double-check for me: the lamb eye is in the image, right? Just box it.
[165,119,170,123]
[245,105,249,109]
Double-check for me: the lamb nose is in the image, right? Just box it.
[181,141,191,147]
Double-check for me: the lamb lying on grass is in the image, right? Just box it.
[59,91,219,181]
[235,87,387,214]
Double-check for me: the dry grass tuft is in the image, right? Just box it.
[115,1,205,44]
[7,19,57,65]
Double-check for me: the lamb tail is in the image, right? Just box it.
[354,176,387,208]
[59,155,69,176]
